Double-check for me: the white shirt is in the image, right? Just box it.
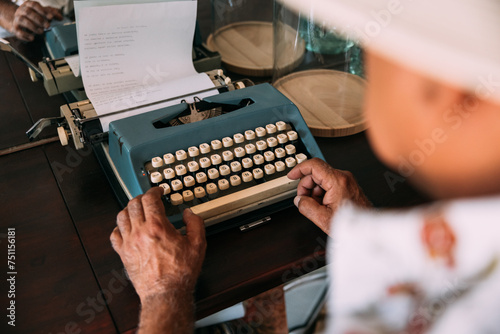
[325,196,500,333]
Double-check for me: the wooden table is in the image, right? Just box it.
[0,31,427,334]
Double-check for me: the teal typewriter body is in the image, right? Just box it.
[45,23,78,58]
[107,83,324,229]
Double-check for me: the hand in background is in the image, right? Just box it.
[110,187,206,303]
[287,158,370,235]
[7,1,62,42]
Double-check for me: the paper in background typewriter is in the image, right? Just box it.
[74,0,218,132]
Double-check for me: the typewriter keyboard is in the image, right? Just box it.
[144,121,308,223]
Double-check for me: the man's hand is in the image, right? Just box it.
[6,1,62,42]
[109,187,206,303]
[287,158,370,235]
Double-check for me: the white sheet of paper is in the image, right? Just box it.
[77,1,216,132]
[64,54,80,77]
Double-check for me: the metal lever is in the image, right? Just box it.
[26,116,66,141]
[0,38,43,78]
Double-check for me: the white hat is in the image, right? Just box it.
[279,0,500,103]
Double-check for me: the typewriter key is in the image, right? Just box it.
[170,193,183,206]
[194,186,206,199]
[159,183,171,195]
[276,121,287,132]
[285,144,296,156]
[196,172,208,184]
[285,157,297,168]
[266,124,277,134]
[150,172,163,184]
[296,153,308,164]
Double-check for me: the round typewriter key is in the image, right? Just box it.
[182,190,194,202]
[176,150,187,161]
[206,183,218,195]
[230,161,242,173]
[244,130,255,140]
[266,124,277,134]
[234,147,245,158]
[196,172,207,183]
[163,153,175,165]
[208,168,220,180]
[199,143,211,154]
[222,137,234,148]
[175,165,187,176]
[170,193,183,206]
[184,176,195,188]
[187,161,199,173]
[222,150,234,161]
[219,165,231,176]
[163,168,175,180]
[253,168,264,180]
[199,157,211,169]
[150,172,163,184]
[159,183,171,195]
[242,157,253,169]
[277,134,288,144]
[264,164,276,175]
[230,175,241,186]
[256,140,267,151]
[285,157,297,168]
[211,139,222,150]
[275,161,286,172]
[218,179,230,191]
[194,186,206,198]
[253,154,265,165]
[171,179,183,192]
[151,156,163,168]
[188,146,200,158]
[255,127,266,137]
[296,153,308,164]
[245,143,256,155]
[242,171,253,183]
[276,121,287,131]
[264,151,275,162]
[275,148,286,159]
[233,133,244,143]
[285,144,296,155]
[210,154,222,166]
[287,130,298,141]
[267,137,278,148]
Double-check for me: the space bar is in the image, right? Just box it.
[190,176,299,221]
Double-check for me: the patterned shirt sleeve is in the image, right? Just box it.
[325,197,500,334]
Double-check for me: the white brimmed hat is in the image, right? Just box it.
[279,0,500,103]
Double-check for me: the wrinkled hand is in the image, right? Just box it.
[11,1,62,41]
[287,158,370,235]
[110,187,206,303]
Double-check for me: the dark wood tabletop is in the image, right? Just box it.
[0,5,427,333]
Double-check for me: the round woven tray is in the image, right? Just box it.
[274,69,366,137]
[207,21,304,77]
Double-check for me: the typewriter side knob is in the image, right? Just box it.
[57,126,69,146]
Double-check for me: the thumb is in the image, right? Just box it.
[183,209,206,248]
[294,196,332,234]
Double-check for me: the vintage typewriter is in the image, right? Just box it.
[28,74,324,232]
